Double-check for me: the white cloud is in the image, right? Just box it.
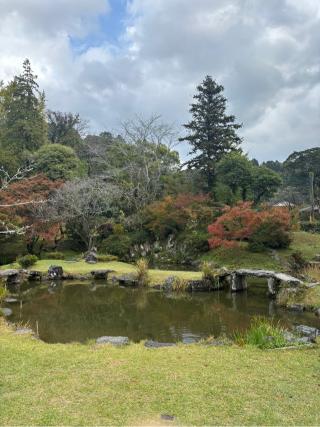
[0,0,319,161]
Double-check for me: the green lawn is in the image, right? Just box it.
[0,321,319,426]
[2,259,201,285]
[203,231,320,271]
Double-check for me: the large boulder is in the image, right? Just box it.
[84,248,98,264]
[295,325,319,342]
[91,270,114,280]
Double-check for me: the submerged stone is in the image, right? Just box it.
[96,336,129,346]
[4,297,18,304]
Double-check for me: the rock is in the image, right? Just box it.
[84,248,98,264]
[315,308,320,317]
[15,327,33,335]
[48,265,63,280]
[96,336,129,346]
[4,297,18,304]
[144,340,176,348]
[0,269,21,285]
[283,331,296,343]
[0,307,13,317]
[91,269,114,280]
[27,270,42,281]
[288,304,305,312]
[296,336,312,344]
[295,325,319,341]
[117,274,138,287]
[160,414,175,421]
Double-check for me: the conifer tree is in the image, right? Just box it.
[180,76,242,190]
[1,59,47,158]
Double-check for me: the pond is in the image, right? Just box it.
[8,280,320,344]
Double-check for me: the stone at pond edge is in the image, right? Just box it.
[117,274,139,287]
[0,307,13,317]
[15,327,33,335]
[287,304,305,312]
[315,308,320,317]
[48,265,63,280]
[91,269,114,280]
[144,340,176,348]
[295,325,319,341]
[96,336,129,346]
[4,297,18,304]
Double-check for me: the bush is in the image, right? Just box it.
[178,231,210,255]
[288,251,307,275]
[135,258,150,286]
[17,254,38,268]
[300,222,320,233]
[43,251,65,260]
[248,219,291,252]
[96,254,119,262]
[100,234,132,260]
[234,317,287,349]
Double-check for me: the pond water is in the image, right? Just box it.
[8,280,320,344]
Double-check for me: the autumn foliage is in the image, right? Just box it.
[0,174,63,244]
[207,202,291,249]
[144,193,214,238]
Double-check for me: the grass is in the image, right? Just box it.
[234,317,288,349]
[1,259,201,285]
[203,231,320,271]
[0,320,319,426]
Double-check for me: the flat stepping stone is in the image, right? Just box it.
[96,336,129,346]
[0,307,13,317]
[144,340,176,348]
[117,275,139,287]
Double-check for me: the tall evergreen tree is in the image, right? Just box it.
[180,76,242,190]
[0,59,47,158]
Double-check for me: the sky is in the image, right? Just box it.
[0,0,319,162]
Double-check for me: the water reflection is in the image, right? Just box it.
[8,280,320,344]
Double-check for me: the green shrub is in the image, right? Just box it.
[234,317,288,349]
[300,222,320,233]
[178,231,210,255]
[288,251,307,275]
[100,234,132,260]
[17,254,38,269]
[43,251,65,260]
[96,254,119,262]
[248,219,291,252]
[135,258,150,286]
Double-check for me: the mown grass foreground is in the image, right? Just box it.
[0,321,319,426]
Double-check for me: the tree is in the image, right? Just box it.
[252,166,282,204]
[47,110,87,148]
[216,153,253,200]
[34,144,86,180]
[180,76,242,190]
[82,116,180,213]
[47,179,119,250]
[0,59,47,158]
[284,148,320,203]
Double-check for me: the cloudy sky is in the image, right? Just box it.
[0,0,319,161]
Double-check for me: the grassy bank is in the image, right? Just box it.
[1,259,201,285]
[203,231,320,270]
[0,321,319,426]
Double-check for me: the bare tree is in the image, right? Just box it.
[0,165,35,235]
[45,178,119,250]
